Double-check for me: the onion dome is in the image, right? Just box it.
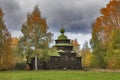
[60,27,65,33]
[57,27,68,40]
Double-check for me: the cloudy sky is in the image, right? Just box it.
[0,0,110,48]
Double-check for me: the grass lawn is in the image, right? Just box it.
[0,70,120,80]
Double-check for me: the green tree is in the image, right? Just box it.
[20,6,53,70]
[0,8,15,70]
[92,42,106,68]
[111,29,120,50]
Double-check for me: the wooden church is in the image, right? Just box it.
[29,27,82,70]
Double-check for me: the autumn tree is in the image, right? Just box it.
[12,37,25,63]
[91,0,120,69]
[81,41,93,68]
[20,6,53,70]
[91,0,120,48]
[105,29,120,69]
[0,8,15,70]
[71,39,81,56]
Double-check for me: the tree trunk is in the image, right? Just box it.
[35,54,38,70]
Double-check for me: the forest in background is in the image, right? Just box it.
[0,0,120,70]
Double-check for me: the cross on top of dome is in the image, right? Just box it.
[60,24,65,33]
[57,25,68,40]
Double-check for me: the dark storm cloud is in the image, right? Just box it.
[0,0,110,35]
[38,0,110,34]
[66,23,91,34]
[0,0,24,31]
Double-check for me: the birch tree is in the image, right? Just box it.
[20,6,53,70]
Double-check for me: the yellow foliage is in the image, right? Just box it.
[82,51,93,68]
[107,56,119,69]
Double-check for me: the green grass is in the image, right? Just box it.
[0,70,120,80]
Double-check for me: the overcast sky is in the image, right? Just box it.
[0,0,110,48]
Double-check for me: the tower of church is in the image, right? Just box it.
[54,27,74,54]
[52,27,82,69]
